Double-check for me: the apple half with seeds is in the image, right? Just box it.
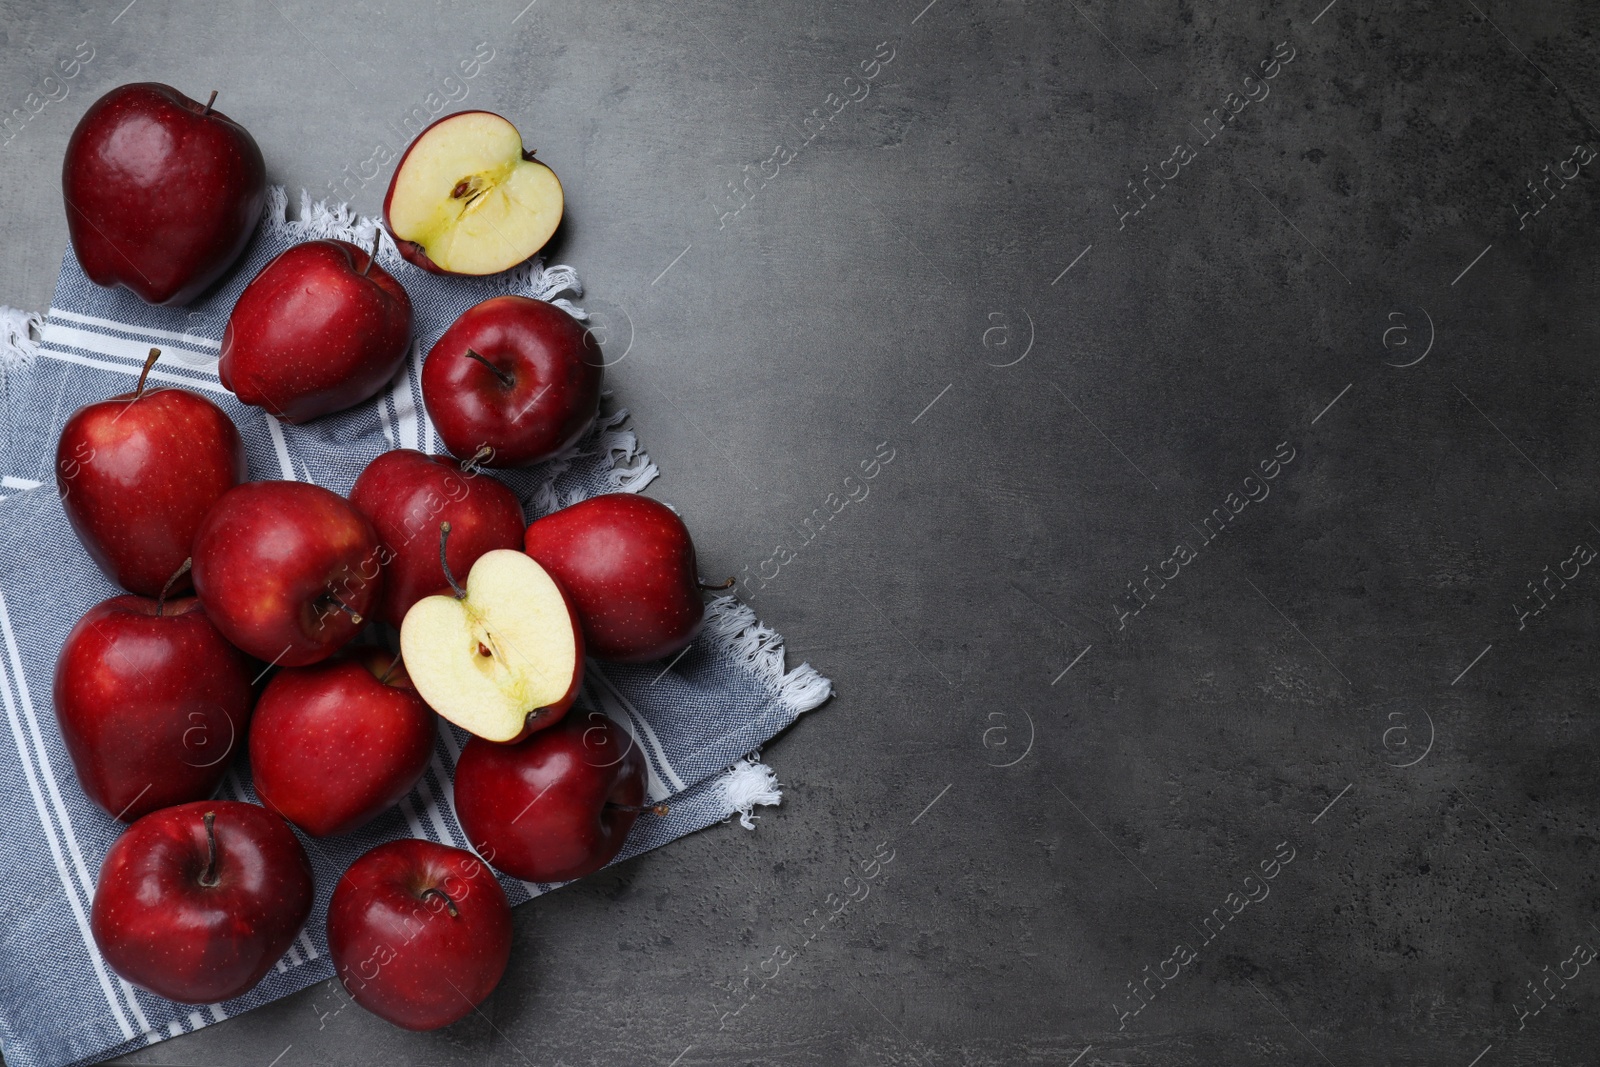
[400,532,582,743]
[383,110,564,276]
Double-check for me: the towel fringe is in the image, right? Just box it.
[721,757,782,830]
[527,407,659,517]
[700,595,833,716]
[0,306,44,375]
[261,185,584,306]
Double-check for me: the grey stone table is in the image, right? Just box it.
[2,1,1598,1064]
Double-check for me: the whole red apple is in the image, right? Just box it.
[421,296,601,468]
[54,591,255,822]
[56,350,247,596]
[63,83,266,305]
[349,449,525,628]
[219,239,413,423]
[250,648,436,837]
[524,493,727,663]
[327,839,512,1031]
[453,710,653,883]
[91,801,314,1003]
[191,481,382,666]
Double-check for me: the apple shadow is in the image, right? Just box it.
[535,209,576,270]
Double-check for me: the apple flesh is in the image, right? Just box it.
[219,239,413,423]
[91,801,314,1003]
[54,592,255,822]
[327,839,512,1031]
[191,481,383,666]
[56,350,247,596]
[524,493,726,663]
[349,449,526,629]
[63,83,266,305]
[453,710,652,883]
[383,110,563,276]
[250,648,436,837]
[421,295,601,468]
[400,545,581,743]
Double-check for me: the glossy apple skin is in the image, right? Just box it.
[327,839,512,1030]
[63,83,266,306]
[349,450,525,628]
[219,240,414,423]
[54,595,255,822]
[91,801,314,1004]
[524,493,708,663]
[191,481,382,666]
[454,711,647,883]
[56,383,247,596]
[250,648,436,837]
[422,296,601,468]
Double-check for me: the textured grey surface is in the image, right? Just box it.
[2,0,1599,1064]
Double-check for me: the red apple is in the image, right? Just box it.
[349,449,525,629]
[54,589,255,822]
[421,296,601,468]
[524,493,729,663]
[219,239,413,423]
[382,110,563,276]
[56,350,247,596]
[327,839,512,1031]
[250,648,436,837]
[63,83,266,306]
[91,801,314,1003]
[453,711,655,883]
[191,481,382,666]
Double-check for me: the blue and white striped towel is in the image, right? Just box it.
[0,189,830,1067]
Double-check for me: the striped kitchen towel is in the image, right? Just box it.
[0,188,829,1067]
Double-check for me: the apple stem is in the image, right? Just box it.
[421,887,460,918]
[132,348,160,401]
[201,90,217,117]
[463,348,515,388]
[378,651,403,685]
[439,522,467,599]
[156,558,192,617]
[697,577,736,591]
[521,147,539,161]
[361,230,380,277]
[323,592,364,625]
[460,445,494,473]
[198,810,221,887]
[606,802,670,817]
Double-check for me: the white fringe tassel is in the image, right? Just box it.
[526,407,660,518]
[260,186,585,314]
[700,595,834,717]
[721,758,782,830]
[0,306,44,374]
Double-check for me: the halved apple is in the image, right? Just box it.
[383,110,564,276]
[400,547,582,743]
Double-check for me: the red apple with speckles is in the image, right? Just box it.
[453,710,654,883]
[349,449,525,628]
[91,801,314,1003]
[219,239,413,423]
[421,295,601,468]
[64,83,266,306]
[523,493,728,663]
[328,839,512,1031]
[56,350,247,596]
[191,481,382,666]
[250,648,436,837]
[54,590,255,822]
